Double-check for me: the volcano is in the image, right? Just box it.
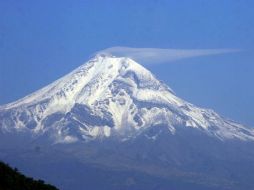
[1,54,254,190]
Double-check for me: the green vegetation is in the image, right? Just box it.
[0,161,58,190]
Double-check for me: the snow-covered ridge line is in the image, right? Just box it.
[0,54,254,143]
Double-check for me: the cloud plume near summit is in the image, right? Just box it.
[98,47,241,65]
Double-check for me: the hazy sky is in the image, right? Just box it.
[0,0,254,126]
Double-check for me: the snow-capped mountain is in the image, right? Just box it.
[0,54,253,143]
[1,54,254,190]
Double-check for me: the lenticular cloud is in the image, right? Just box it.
[98,46,241,65]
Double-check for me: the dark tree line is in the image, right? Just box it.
[0,161,59,190]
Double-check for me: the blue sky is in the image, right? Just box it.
[0,0,254,126]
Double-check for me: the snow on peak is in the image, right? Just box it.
[2,54,172,110]
[1,54,254,143]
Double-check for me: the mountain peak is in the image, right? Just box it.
[2,55,169,110]
[1,55,254,143]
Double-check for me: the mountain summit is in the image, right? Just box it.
[0,54,254,144]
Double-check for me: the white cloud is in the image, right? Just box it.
[98,47,241,65]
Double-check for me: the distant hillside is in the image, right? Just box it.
[0,161,58,190]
